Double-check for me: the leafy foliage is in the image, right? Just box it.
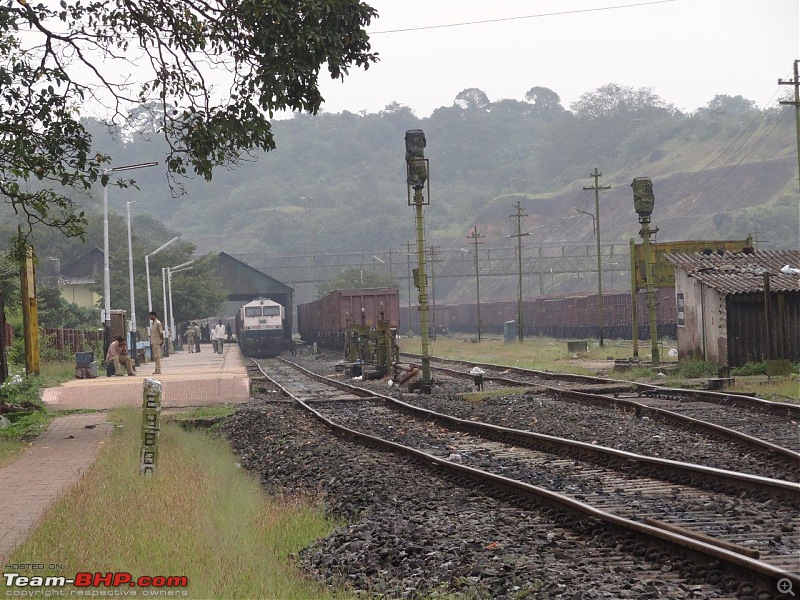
[36,287,97,329]
[0,0,378,241]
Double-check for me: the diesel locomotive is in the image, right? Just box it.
[235,298,288,357]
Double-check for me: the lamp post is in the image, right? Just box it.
[167,260,195,348]
[101,161,158,356]
[126,200,139,365]
[161,267,170,357]
[145,236,180,312]
[405,129,432,392]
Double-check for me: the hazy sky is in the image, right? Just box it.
[316,0,799,117]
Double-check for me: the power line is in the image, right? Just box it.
[370,0,677,35]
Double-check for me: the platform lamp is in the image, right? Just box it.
[102,161,158,358]
[167,260,195,349]
[405,129,432,392]
[126,201,140,365]
[631,177,660,367]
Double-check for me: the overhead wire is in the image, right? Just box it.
[370,0,678,34]
[671,76,788,192]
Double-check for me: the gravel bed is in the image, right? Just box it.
[226,395,741,599]
[289,354,797,483]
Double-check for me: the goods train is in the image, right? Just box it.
[399,288,677,340]
[235,298,288,357]
[298,288,401,347]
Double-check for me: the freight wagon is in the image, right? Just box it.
[399,289,677,340]
[297,288,401,351]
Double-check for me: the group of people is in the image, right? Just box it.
[105,312,234,378]
[184,320,231,355]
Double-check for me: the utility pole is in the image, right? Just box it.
[466,226,485,341]
[406,241,413,317]
[583,168,611,347]
[509,201,529,342]
[631,177,660,367]
[405,129,432,391]
[778,59,800,190]
[428,245,440,340]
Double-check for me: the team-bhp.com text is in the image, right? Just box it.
[3,573,188,596]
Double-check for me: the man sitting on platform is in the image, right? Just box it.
[107,336,136,376]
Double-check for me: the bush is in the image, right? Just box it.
[731,362,766,376]
[674,359,718,379]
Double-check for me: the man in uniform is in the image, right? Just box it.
[106,336,135,376]
[149,310,165,374]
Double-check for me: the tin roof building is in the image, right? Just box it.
[666,250,800,367]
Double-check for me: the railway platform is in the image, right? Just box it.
[42,343,250,410]
[1,344,250,563]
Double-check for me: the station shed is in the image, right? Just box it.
[666,250,800,367]
[216,252,294,337]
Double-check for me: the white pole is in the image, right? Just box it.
[162,267,169,343]
[145,236,179,315]
[102,173,111,353]
[167,267,176,344]
[145,254,152,313]
[126,201,137,333]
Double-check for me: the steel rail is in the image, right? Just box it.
[252,358,800,594]
[401,351,800,420]
[270,358,800,501]
[426,361,800,467]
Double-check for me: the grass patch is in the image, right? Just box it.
[415,335,676,374]
[461,387,542,403]
[3,408,348,599]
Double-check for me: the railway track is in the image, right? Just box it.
[249,357,800,597]
[400,353,800,482]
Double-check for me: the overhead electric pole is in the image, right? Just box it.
[508,201,529,342]
[427,245,441,340]
[466,226,485,341]
[778,59,800,190]
[583,168,611,347]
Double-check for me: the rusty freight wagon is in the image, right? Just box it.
[297,288,401,350]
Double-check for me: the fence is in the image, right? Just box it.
[39,327,103,360]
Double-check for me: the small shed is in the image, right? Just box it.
[666,250,800,367]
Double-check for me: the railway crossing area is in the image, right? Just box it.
[42,343,250,410]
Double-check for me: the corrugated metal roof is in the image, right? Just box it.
[666,250,800,294]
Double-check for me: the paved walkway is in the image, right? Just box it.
[42,342,250,409]
[0,343,251,564]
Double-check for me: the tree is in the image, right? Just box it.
[570,83,677,119]
[524,86,565,119]
[454,88,490,112]
[0,0,378,241]
[699,94,758,118]
[35,287,97,329]
[316,268,398,298]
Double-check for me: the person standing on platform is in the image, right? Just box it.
[106,336,135,376]
[212,320,226,354]
[184,324,196,354]
[192,322,201,353]
[226,322,232,341]
[149,311,165,374]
